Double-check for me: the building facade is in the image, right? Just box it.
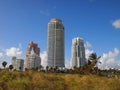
[47,18,65,68]
[71,37,86,68]
[26,41,41,69]
[12,57,24,71]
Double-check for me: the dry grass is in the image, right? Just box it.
[0,70,120,90]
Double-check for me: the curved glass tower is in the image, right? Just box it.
[47,18,65,68]
[71,37,86,68]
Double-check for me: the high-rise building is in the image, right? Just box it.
[47,18,65,68]
[12,57,24,71]
[71,37,86,68]
[26,41,41,69]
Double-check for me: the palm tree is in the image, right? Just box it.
[9,64,13,71]
[88,53,101,64]
[49,67,54,72]
[54,66,58,72]
[88,53,101,74]
[2,61,7,69]
[39,65,43,71]
[46,66,49,71]
[19,67,21,71]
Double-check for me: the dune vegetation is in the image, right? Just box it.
[0,70,120,90]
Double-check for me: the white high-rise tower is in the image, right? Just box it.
[71,37,86,68]
[47,18,65,68]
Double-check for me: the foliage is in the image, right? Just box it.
[2,61,7,69]
[0,70,120,90]
[86,53,101,74]
[9,65,13,70]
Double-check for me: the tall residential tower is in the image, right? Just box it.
[71,37,86,68]
[47,18,65,68]
[26,41,41,69]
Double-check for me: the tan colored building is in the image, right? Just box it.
[26,41,41,69]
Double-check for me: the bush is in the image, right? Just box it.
[0,70,120,90]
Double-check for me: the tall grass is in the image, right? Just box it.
[0,70,120,90]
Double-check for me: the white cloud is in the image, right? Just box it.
[18,43,22,49]
[112,19,120,29]
[40,10,50,16]
[65,59,71,69]
[85,49,94,59]
[5,47,22,57]
[0,52,3,58]
[40,47,120,70]
[84,41,94,59]
[84,41,92,48]
[40,51,47,67]
[98,48,120,69]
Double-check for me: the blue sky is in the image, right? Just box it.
[0,0,120,68]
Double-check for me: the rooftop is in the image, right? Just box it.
[50,18,62,22]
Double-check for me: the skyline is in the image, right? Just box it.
[0,0,120,69]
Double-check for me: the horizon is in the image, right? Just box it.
[0,0,120,69]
